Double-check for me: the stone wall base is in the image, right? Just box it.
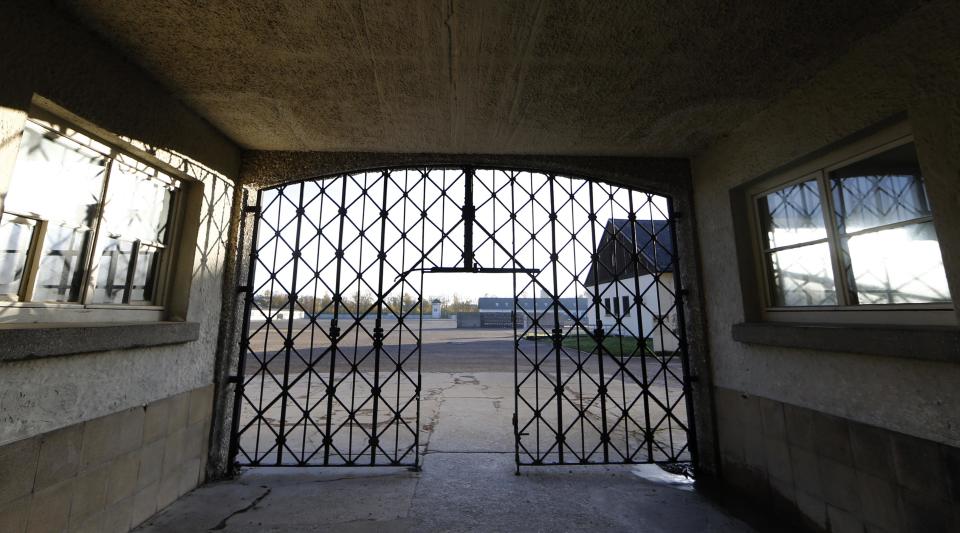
[0,384,214,532]
[714,386,960,532]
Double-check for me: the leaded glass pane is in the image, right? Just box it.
[129,245,161,303]
[5,121,106,229]
[102,156,174,244]
[766,242,837,306]
[92,238,134,304]
[33,224,92,302]
[90,157,174,304]
[830,143,930,233]
[3,119,179,306]
[0,214,35,298]
[758,178,826,249]
[845,221,951,304]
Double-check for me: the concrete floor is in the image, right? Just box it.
[137,368,754,532]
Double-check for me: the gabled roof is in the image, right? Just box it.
[584,219,674,286]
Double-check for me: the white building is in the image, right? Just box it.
[476,297,591,329]
[585,219,679,353]
[249,308,306,322]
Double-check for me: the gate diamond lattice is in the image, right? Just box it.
[229,168,694,469]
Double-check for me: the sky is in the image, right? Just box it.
[252,169,670,304]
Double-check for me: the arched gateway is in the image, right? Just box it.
[229,168,694,470]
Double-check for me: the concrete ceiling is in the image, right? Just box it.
[57,1,918,156]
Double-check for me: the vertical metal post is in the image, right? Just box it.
[276,183,306,465]
[510,171,521,473]
[667,197,698,468]
[323,178,350,465]
[228,188,262,471]
[369,172,390,464]
[529,172,541,462]
[547,175,564,462]
[587,183,610,462]
[627,194,654,461]
[415,169,429,470]
[462,168,475,270]
[301,181,326,458]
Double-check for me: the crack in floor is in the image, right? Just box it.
[310,472,408,484]
[209,485,272,531]
[406,374,476,516]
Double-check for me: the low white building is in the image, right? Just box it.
[585,219,679,353]
[475,297,591,329]
[249,308,306,322]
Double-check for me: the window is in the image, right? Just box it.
[604,297,611,315]
[612,296,620,317]
[750,130,952,322]
[622,296,630,317]
[0,116,182,316]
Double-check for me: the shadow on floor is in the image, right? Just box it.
[138,372,799,532]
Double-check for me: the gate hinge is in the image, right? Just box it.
[243,204,260,214]
[227,375,241,384]
[237,285,250,293]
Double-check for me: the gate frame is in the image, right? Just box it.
[207,154,718,479]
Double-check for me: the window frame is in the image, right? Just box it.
[0,107,191,323]
[745,121,955,326]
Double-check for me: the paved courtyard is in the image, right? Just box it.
[130,320,765,532]
[236,319,689,466]
[137,369,754,532]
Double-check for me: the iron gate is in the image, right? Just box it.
[229,168,694,469]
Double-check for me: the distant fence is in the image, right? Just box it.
[249,311,445,322]
[456,312,517,328]
[456,312,483,328]
[456,312,591,329]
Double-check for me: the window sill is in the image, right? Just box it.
[731,322,960,363]
[0,321,200,362]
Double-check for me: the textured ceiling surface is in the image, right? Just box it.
[57,1,917,155]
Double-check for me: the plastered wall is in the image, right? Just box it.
[691,0,960,448]
[0,1,240,447]
[0,2,239,177]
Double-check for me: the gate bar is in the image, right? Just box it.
[627,194,655,461]
[547,175,565,463]
[228,188,263,471]
[586,182,610,462]
[368,172,390,464]
[323,178,350,465]
[510,172,521,474]
[462,168,475,269]
[668,197,699,470]
[428,266,540,275]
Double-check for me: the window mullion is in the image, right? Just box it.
[817,171,853,306]
[80,153,115,305]
[842,215,934,239]
[19,218,47,302]
[122,240,141,304]
[764,237,831,254]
